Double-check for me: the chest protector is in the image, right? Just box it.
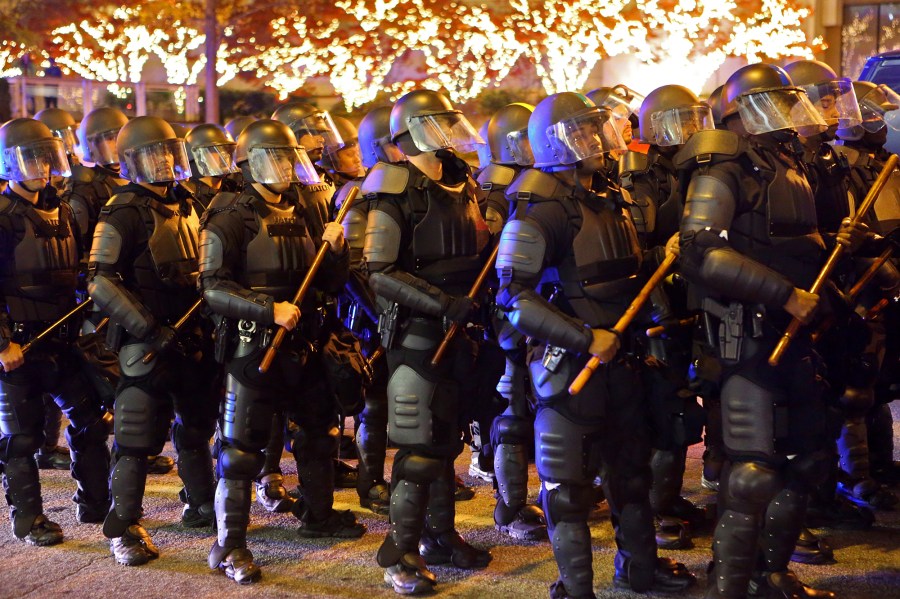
[806,144,852,234]
[241,197,315,302]
[298,178,336,242]
[728,144,822,289]
[407,177,489,292]
[1,199,79,321]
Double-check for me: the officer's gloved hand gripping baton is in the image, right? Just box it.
[1,298,95,371]
[769,153,899,366]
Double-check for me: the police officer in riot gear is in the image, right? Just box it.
[89,117,219,565]
[495,92,694,598]
[363,89,494,595]
[832,79,900,508]
[180,123,238,211]
[0,118,111,542]
[199,119,362,584]
[320,115,365,189]
[477,102,549,541]
[620,85,713,550]
[677,63,855,599]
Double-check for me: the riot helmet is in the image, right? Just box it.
[639,85,714,146]
[0,118,71,184]
[706,85,728,127]
[34,107,79,157]
[358,106,402,168]
[389,89,483,157]
[854,81,900,133]
[320,116,364,177]
[488,103,535,165]
[79,106,129,167]
[272,102,341,161]
[234,119,319,189]
[116,116,191,184]
[184,124,237,178]
[784,60,862,130]
[724,63,827,137]
[224,115,257,140]
[529,92,626,169]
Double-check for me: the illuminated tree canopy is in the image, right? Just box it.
[1,0,824,107]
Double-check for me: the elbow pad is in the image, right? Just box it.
[508,289,592,355]
[701,246,794,308]
[203,286,274,324]
[369,271,448,316]
[88,275,154,339]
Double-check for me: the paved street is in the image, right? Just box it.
[1,405,898,599]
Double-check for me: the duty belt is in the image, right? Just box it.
[11,320,75,345]
[701,298,765,361]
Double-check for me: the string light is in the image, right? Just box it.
[2,0,824,112]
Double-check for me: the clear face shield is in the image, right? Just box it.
[191,143,237,177]
[546,109,627,165]
[50,126,79,157]
[326,141,365,178]
[800,79,862,129]
[650,104,715,146]
[290,111,342,152]
[122,139,191,184]
[407,111,484,154]
[87,129,121,166]
[859,84,900,133]
[1,138,71,182]
[735,88,828,137]
[506,128,535,166]
[248,146,320,186]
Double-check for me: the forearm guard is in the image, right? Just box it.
[203,282,275,324]
[698,242,794,308]
[506,288,592,355]
[88,274,155,339]
[369,271,450,317]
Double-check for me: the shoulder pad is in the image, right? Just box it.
[335,180,362,211]
[673,129,742,170]
[0,195,12,213]
[477,164,517,188]
[618,151,651,177]
[104,191,138,209]
[205,191,239,212]
[831,144,860,165]
[506,169,566,203]
[70,163,96,184]
[361,162,410,196]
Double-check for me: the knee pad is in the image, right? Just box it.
[218,445,265,480]
[839,387,875,416]
[726,461,782,512]
[491,414,530,447]
[0,381,41,436]
[543,483,593,526]
[2,434,42,459]
[114,385,167,454]
[387,364,437,448]
[395,453,443,484]
[786,450,831,491]
[222,374,272,448]
[172,421,215,452]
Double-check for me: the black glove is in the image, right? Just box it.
[148,325,177,355]
[444,295,475,324]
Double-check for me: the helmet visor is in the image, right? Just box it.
[800,79,862,129]
[860,84,900,132]
[87,128,121,166]
[1,138,71,181]
[290,111,342,152]
[546,109,627,165]
[407,111,484,153]
[191,142,237,177]
[122,139,191,183]
[51,126,79,156]
[506,128,535,166]
[735,89,828,137]
[248,146,320,186]
[650,104,715,147]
